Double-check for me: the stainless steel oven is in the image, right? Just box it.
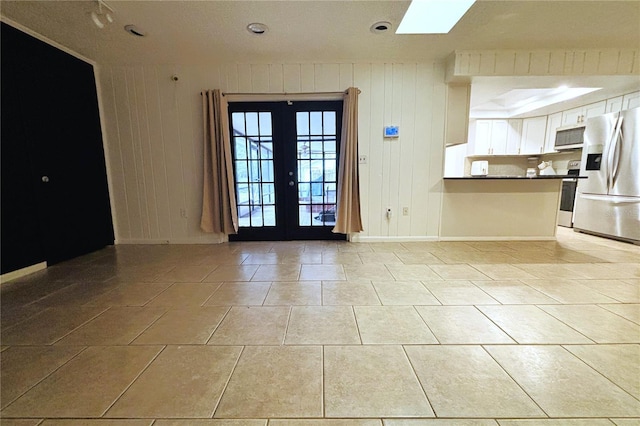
[558,160,581,228]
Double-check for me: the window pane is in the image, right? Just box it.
[298,183,311,203]
[310,112,323,135]
[249,183,261,204]
[297,142,310,159]
[261,160,274,181]
[323,111,336,134]
[262,183,275,204]
[310,141,323,159]
[236,183,249,205]
[297,112,309,135]
[245,113,259,136]
[263,205,276,226]
[299,206,311,226]
[235,161,248,183]
[232,113,245,134]
[324,139,336,156]
[259,112,272,136]
[234,137,247,160]
[298,160,311,182]
[260,142,273,159]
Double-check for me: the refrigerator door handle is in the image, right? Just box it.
[609,116,624,191]
[579,193,640,204]
[604,115,621,192]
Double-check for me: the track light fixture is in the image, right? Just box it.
[91,0,114,29]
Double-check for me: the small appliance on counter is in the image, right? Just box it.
[538,161,556,175]
[558,160,581,228]
[470,160,488,176]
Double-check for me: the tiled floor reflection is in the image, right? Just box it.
[1,227,639,423]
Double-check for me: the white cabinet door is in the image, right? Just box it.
[583,100,606,120]
[622,91,640,110]
[490,120,509,155]
[520,116,547,155]
[473,120,492,155]
[544,112,562,153]
[506,119,522,155]
[606,96,624,113]
[561,106,583,126]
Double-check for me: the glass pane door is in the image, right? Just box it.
[228,101,345,241]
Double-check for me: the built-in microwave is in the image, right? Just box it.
[554,124,585,150]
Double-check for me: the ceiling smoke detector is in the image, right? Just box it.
[247,23,268,35]
[370,21,392,34]
[124,24,146,37]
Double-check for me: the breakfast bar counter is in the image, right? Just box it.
[440,176,583,240]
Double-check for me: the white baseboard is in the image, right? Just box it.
[115,237,226,245]
[349,235,440,243]
[439,236,557,241]
[1,262,47,284]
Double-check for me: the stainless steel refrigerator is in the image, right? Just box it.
[574,107,640,244]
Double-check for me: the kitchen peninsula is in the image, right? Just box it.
[440,176,585,240]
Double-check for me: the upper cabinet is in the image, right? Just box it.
[520,116,548,155]
[471,119,521,155]
[561,100,606,126]
[622,91,640,110]
[445,84,471,146]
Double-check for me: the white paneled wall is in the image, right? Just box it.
[98,62,446,243]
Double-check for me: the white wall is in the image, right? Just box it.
[98,62,447,243]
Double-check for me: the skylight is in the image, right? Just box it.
[396,0,476,34]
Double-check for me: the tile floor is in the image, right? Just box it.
[1,227,639,425]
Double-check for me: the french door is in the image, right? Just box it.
[228,101,345,241]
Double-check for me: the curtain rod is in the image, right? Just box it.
[200,89,361,96]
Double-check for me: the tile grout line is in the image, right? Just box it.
[559,344,640,404]
[472,304,519,345]
[126,307,170,345]
[204,306,233,345]
[209,345,245,419]
[533,304,600,344]
[351,305,364,345]
[412,305,442,345]
[99,344,167,417]
[401,344,438,418]
[481,344,550,418]
[0,345,90,412]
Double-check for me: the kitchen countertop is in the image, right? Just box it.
[444,175,587,179]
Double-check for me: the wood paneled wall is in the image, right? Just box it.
[97,62,446,243]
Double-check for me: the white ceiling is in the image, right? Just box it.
[2,0,640,115]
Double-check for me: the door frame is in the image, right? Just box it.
[228,100,346,241]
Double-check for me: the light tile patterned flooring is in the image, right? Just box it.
[1,227,639,425]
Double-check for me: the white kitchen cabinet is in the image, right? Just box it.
[520,116,548,155]
[622,91,640,110]
[544,112,562,153]
[561,100,606,125]
[445,84,471,146]
[505,119,522,155]
[471,119,513,155]
[606,96,624,113]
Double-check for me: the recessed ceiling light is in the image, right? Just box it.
[370,21,392,34]
[124,24,146,37]
[247,23,268,35]
[397,0,476,34]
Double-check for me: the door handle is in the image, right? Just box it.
[41,176,50,183]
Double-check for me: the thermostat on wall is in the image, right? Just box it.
[383,126,399,138]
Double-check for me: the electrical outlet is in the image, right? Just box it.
[359,155,367,164]
[402,207,409,216]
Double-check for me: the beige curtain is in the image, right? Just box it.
[333,87,363,234]
[200,89,238,234]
